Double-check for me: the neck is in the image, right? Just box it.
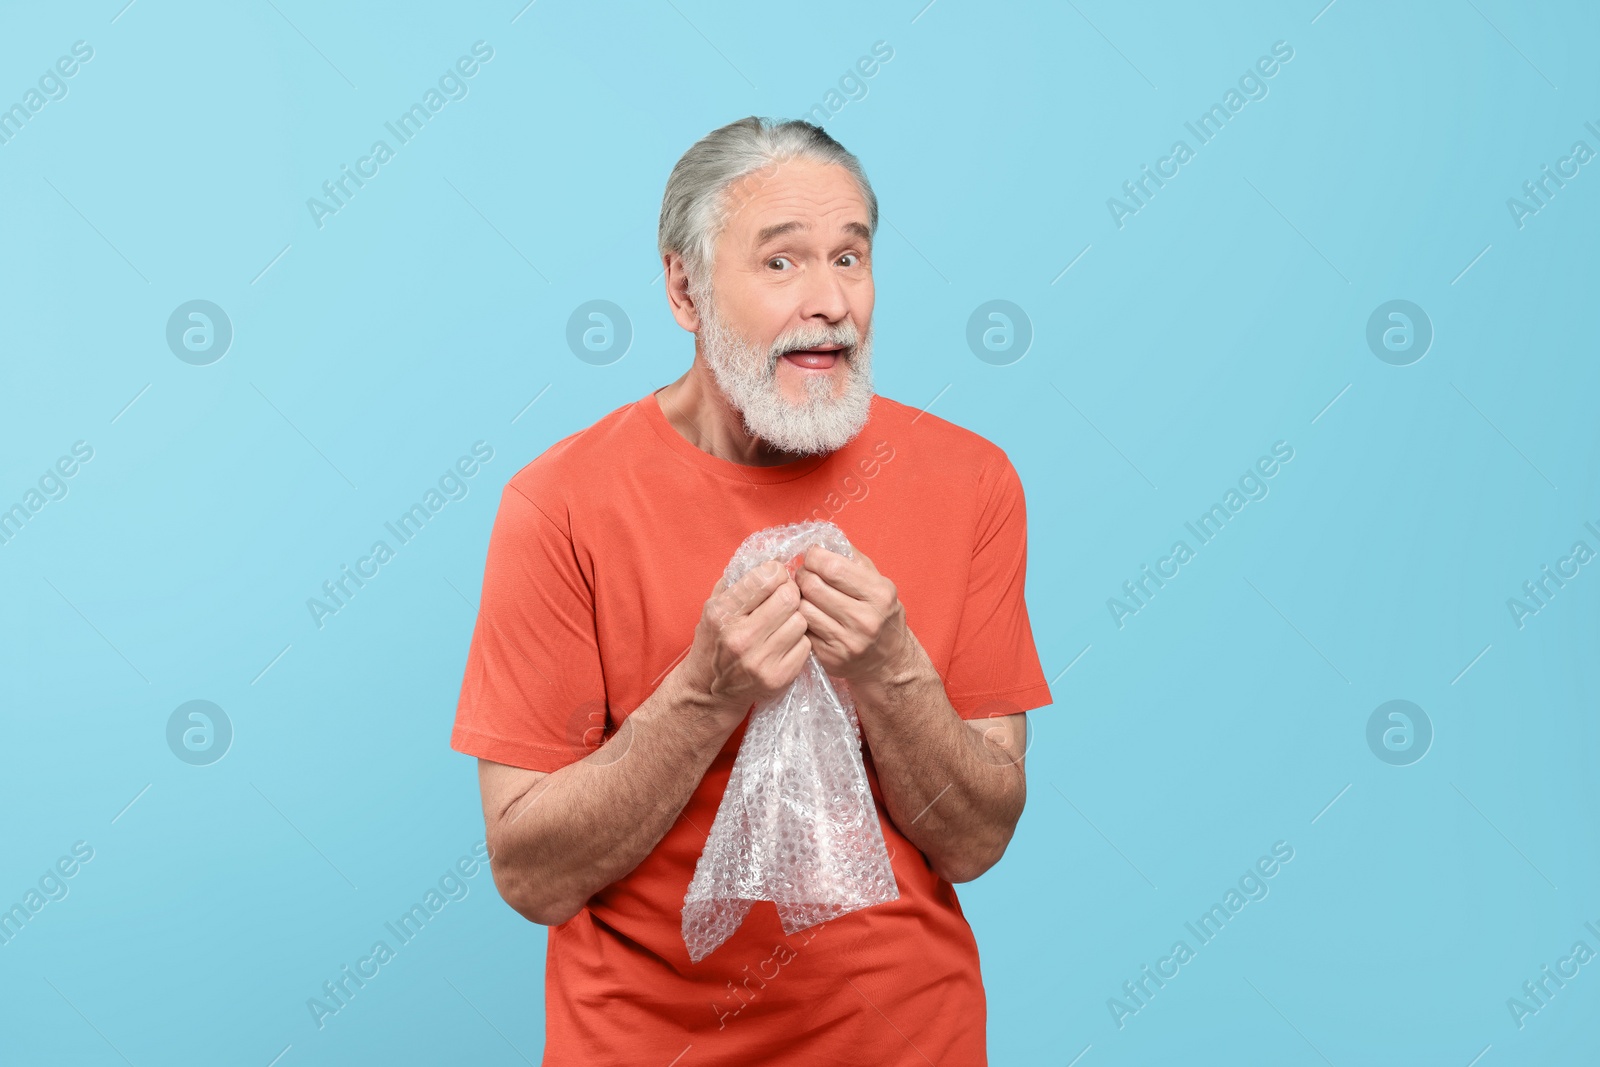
[655,357,809,467]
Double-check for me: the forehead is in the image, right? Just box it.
[719,158,869,242]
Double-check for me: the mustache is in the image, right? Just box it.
[767,321,862,364]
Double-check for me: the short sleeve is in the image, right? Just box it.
[941,453,1053,720]
[451,481,607,772]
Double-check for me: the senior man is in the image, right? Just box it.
[452,116,1051,1065]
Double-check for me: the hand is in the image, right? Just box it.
[677,559,811,728]
[793,545,915,684]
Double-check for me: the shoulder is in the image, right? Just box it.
[500,397,648,529]
[868,394,1020,492]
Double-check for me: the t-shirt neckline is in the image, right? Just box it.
[641,387,863,485]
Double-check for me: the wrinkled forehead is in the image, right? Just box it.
[718,159,871,247]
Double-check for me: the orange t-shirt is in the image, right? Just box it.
[451,389,1052,1066]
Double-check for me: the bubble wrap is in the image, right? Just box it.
[681,521,900,963]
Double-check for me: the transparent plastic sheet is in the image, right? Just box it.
[682,521,900,963]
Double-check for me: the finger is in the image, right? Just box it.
[794,566,866,626]
[767,630,813,682]
[796,601,851,666]
[716,559,787,620]
[799,545,878,600]
[735,578,804,648]
[837,545,877,573]
[797,597,848,644]
[799,571,906,657]
[754,607,809,659]
[749,610,811,681]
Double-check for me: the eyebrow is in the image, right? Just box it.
[754,220,873,246]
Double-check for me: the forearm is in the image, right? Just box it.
[488,667,739,925]
[851,636,1025,883]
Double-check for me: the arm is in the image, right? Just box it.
[477,559,813,926]
[476,676,733,927]
[854,646,1027,884]
[795,546,1027,883]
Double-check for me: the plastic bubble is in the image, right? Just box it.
[682,521,899,963]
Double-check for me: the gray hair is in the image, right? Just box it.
[658,116,878,300]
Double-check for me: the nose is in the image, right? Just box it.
[797,262,850,326]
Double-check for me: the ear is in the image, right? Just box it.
[663,252,702,334]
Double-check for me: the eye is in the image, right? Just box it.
[837,253,860,267]
[767,256,794,271]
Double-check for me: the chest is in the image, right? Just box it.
[576,466,976,716]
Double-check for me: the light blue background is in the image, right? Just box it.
[3,1,1597,1063]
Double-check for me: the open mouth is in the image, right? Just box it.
[778,344,847,371]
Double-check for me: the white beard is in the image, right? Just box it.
[698,297,875,457]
